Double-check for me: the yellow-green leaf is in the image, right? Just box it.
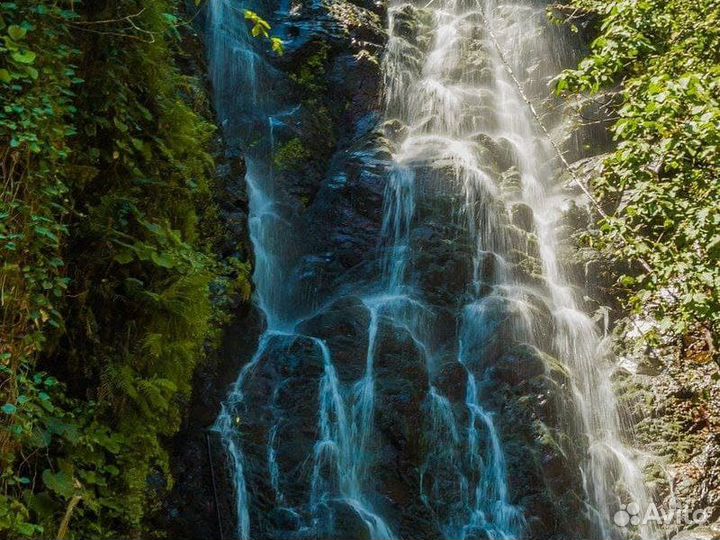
[7,25,26,41]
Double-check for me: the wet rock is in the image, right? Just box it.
[238,335,326,511]
[435,361,469,404]
[492,345,547,387]
[672,527,720,540]
[392,6,419,41]
[471,133,518,173]
[318,500,373,540]
[297,296,372,383]
[520,494,555,539]
[382,118,408,141]
[500,166,523,195]
[512,202,535,232]
[374,316,431,446]
[327,0,385,44]
[506,224,541,263]
[494,137,519,171]
[268,507,302,531]
[463,528,492,540]
[562,198,590,231]
[391,4,432,45]
[411,218,475,307]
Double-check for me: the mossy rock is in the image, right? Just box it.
[273,137,312,172]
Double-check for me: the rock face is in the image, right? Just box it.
[672,527,720,540]
[612,322,720,539]
[562,138,720,540]
[166,0,393,537]
[162,0,714,539]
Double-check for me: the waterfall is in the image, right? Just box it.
[207,0,403,534]
[206,0,299,537]
[385,0,654,537]
[478,2,655,538]
[206,0,654,537]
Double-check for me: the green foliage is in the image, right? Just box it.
[244,10,271,38]
[0,0,249,538]
[557,0,720,339]
[244,10,284,54]
[273,137,312,172]
[290,43,331,96]
[289,43,336,152]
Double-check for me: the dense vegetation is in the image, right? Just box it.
[0,0,717,536]
[555,0,719,352]
[0,0,251,537]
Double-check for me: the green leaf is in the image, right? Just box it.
[271,37,284,55]
[42,469,75,498]
[7,24,26,40]
[1,403,17,415]
[34,226,58,242]
[26,492,55,520]
[16,522,39,537]
[150,251,175,268]
[114,250,135,264]
[40,399,55,413]
[556,78,568,94]
[11,49,36,64]
[113,117,129,133]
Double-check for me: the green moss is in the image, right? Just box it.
[273,137,312,172]
[289,44,330,95]
[289,43,336,152]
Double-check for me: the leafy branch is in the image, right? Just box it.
[556,0,720,349]
[244,10,284,54]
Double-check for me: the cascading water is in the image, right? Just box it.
[207,0,405,535]
[206,0,654,537]
[206,0,300,537]
[476,2,655,538]
[383,0,527,536]
[384,0,654,537]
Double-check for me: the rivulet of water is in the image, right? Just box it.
[207,0,299,537]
